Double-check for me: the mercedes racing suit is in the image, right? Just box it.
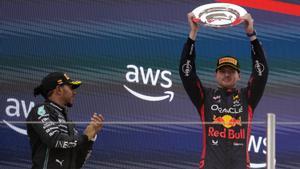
[179,38,268,169]
[27,101,94,169]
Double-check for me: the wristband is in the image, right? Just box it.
[247,30,257,37]
[91,134,97,142]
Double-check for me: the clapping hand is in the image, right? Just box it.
[84,113,104,140]
[90,113,104,132]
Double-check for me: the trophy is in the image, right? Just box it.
[192,3,247,28]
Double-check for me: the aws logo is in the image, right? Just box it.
[248,135,268,169]
[2,98,35,135]
[124,64,174,102]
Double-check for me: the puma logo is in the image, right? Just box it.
[212,139,218,146]
[56,159,64,167]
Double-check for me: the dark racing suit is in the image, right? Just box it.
[27,101,94,169]
[179,38,268,169]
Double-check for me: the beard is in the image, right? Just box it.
[66,102,73,107]
[65,96,74,107]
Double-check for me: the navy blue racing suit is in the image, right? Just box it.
[179,38,268,169]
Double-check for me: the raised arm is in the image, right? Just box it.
[179,12,205,109]
[241,14,269,109]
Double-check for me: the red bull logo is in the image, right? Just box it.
[212,115,242,128]
[208,127,245,139]
[233,94,239,101]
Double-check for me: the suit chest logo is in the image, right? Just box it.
[211,104,243,114]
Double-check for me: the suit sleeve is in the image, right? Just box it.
[75,130,94,168]
[179,37,205,109]
[246,39,269,109]
[27,105,89,149]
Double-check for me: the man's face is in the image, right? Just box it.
[215,66,240,89]
[61,84,76,107]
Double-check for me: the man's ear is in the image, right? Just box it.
[55,85,63,96]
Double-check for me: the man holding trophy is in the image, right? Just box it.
[179,3,269,169]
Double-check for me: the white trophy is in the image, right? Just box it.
[192,3,247,28]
